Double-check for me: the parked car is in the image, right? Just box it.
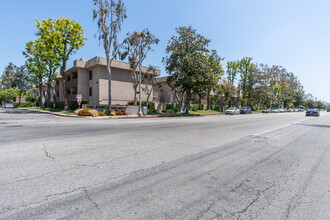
[272,109,279,113]
[279,108,285,113]
[226,107,240,115]
[2,102,14,108]
[262,108,271,113]
[327,109,330,112]
[306,109,320,117]
[240,107,251,114]
[298,108,304,112]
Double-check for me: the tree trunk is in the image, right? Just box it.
[207,91,210,110]
[133,86,137,106]
[19,92,22,105]
[38,83,43,109]
[198,94,202,110]
[47,81,51,102]
[146,91,151,108]
[184,90,191,114]
[107,58,112,107]
[60,60,68,110]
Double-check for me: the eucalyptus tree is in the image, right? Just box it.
[93,0,127,106]
[164,26,210,114]
[203,50,224,110]
[226,60,239,84]
[141,65,158,108]
[122,29,159,105]
[238,57,255,106]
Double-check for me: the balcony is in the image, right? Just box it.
[65,78,77,89]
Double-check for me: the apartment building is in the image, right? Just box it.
[55,56,161,106]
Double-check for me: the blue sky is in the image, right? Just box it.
[1,0,329,102]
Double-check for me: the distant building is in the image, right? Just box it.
[55,57,161,106]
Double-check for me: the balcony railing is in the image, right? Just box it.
[65,78,77,89]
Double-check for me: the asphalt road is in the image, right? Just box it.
[0,108,329,219]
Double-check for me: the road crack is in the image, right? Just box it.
[83,187,100,211]
[43,147,55,161]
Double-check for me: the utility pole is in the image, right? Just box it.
[138,44,143,117]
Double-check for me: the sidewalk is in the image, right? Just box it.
[19,108,77,118]
[19,108,203,119]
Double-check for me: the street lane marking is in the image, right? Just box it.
[254,124,291,136]
[254,117,313,136]
[196,116,292,131]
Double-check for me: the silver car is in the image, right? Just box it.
[226,107,240,115]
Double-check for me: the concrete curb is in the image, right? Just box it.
[19,108,77,118]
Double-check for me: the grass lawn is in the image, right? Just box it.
[189,110,224,115]
[24,106,73,114]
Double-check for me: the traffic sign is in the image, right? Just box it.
[76,94,82,99]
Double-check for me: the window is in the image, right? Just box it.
[89,70,93,80]
[67,76,71,81]
[72,72,77,79]
[89,87,92,96]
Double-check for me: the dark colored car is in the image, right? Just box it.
[327,109,330,112]
[306,109,320,117]
[240,107,251,114]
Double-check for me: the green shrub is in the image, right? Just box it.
[214,105,221,111]
[45,102,53,108]
[103,108,111,116]
[128,101,155,110]
[190,104,198,111]
[13,102,37,108]
[56,101,65,109]
[68,102,79,110]
[147,109,159,115]
[98,111,105,116]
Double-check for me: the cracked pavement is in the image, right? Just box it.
[0,108,330,219]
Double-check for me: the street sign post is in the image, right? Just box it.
[76,94,82,108]
[42,97,45,109]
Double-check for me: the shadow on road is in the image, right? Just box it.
[295,123,330,129]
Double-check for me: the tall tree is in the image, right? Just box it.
[36,17,86,109]
[12,65,29,104]
[0,89,19,103]
[226,60,239,84]
[122,29,159,105]
[142,66,158,108]
[216,80,237,111]
[93,0,127,106]
[23,40,47,107]
[0,62,17,89]
[164,26,210,114]
[205,50,224,109]
[238,57,255,106]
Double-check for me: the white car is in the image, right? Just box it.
[225,107,240,115]
[2,102,14,108]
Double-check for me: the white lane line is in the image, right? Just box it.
[254,124,291,136]
[254,117,313,136]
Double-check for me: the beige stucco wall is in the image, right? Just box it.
[55,57,157,105]
[77,69,89,102]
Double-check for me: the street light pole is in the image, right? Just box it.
[138,44,143,117]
